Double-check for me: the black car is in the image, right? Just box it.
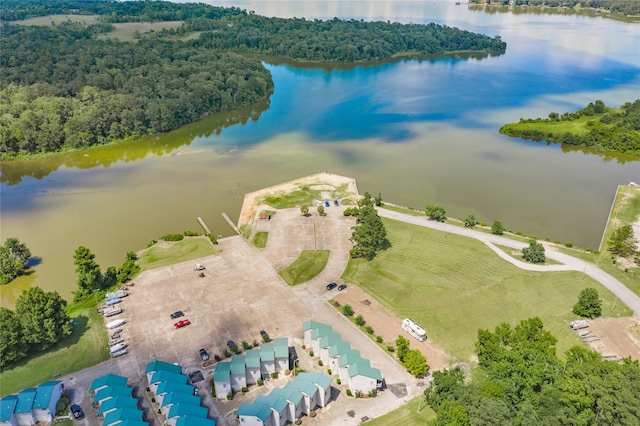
[326,282,337,290]
[199,348,210,361]
[170,311,184,319]
[227,340,237,350]
[70,404,84,420]
[338,284,347,291]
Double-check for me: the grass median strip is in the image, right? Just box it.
[278,250,330,285]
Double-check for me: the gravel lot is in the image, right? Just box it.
[59,201,426,426]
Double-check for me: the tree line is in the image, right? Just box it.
[424,317,640,425]
[469,0,640,16]
[0,0,506,158]
[499,100,640,156]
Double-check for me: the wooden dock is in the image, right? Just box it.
[221,212,242,236]
[197,217,212,235]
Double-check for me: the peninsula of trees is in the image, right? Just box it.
[0,0,507,158]
[469,0,640,17]
[499,100,640,156]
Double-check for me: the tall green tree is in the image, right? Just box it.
[491,220,505,235]
[404,349,429,377]
[464,215,477,228]
[73,246,104,296]
[349,205,389,260]
[0,307,26,369]
[0,237,32,284]
[395,335,410,363]
[426,205,447,222]
[572,287,602,318]
[607,224,637,257]
[15,287,72,352]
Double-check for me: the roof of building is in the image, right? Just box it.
[144,360,182,375]
[244,349,261,368]
[213,362,230,382]
[156,381,195,396]
[236,402,273,422]
[328,341,351,358]
[270,387,303,405]
[260,343,275,361]
[175,415,216,426]
[97,396,139,414]
[167,403,208,419]
[338,349,363,368]
[102,406,143,425]
[0,395,17,422]
[149,370,187,385]
[302,320,331,332]
[319,332,343,349]
[297,372,332,390]
[273,338,288,358]
[33,381,61,409]
[94,385,133,403]
[285,378,318,398]
[348,361,382,381]
[255,394,288,413]
[90,374,128,391]
[310,325,334,340]
[230,355,246,375]
[112,420,149,426]
[160,392,201,408]
[15,388,36,413]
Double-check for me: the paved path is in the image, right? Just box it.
[377,208,640,317]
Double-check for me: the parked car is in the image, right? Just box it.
[70,404,84,420]
[334,199,339,206]
[326,282,337,290]
[199,348,210,361]
[338,284,347,291]
[325,201,330,207]
[227,340,237,350]
[195,264,205,270]
[170,311,184,319]
[174,319,191,328]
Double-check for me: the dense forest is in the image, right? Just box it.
[0,0,506,158]
[499,100,640,156]
[469,0,640,16]
[425,318,640,425]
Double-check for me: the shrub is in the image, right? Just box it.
[241,387,248,393]
[327,368,332,375]
[331,300,340,307]
[261,332,270,343]
[207,233,218,244]
[230,345,239,354]
[364,325,374,335]
[252,339,258,347]
[309,350,314,357]
[387,345,395,352]
[147,239,157,247]
[242,340,250,350]
[355,390,363,398]
[223,349,231,358]
[573,287,602,318]
[161,233,184,241]
[368,389,377,398]
[301,344,306,350]
[295,420,302,425]
[285,369,291,375]
[318,360,323,366]
[226,392,233,400]
[376,336,383,343]
[55,393,69,416]
[337,378,341,385]
[257,379,263,386]
[522,240,546,264]
[565,242,574,248]
[183,230,200,236]
[341,304,354,317]
[151,397,156,403]
[346,389,352,397]
[310,410,317,417]
[146,386,150,392]
[355,314,365,326]
[214,354,221,361]
[158,409,161,414]
[271,372,278,379]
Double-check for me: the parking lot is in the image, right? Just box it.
[61,202,425,425]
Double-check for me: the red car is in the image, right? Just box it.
[174,319,191,328]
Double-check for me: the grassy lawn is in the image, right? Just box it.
[493,243,562,265]
[15,14,99,26]
[97,21,184,42]
[365,396,436,425]
[259,183,351,209]
[278,250,330,285]
[342,219,632,363]
[138,237,218,272]
[253,232,268,248]
[52,419,73,426]
[0,307,109,396]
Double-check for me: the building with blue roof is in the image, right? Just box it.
[90,374,128,393]
[318,332,343,365]
[285,379,319,414]
[296,372,332,408]
[175,415,216,426]
[230,355,247,392]
[160,392,201,416]
[14,389,36,425]
[273,338,289,372]
[32,381,63,423]
[145,360,182,385]
[259,343,275,377]
[236,402,274,426]
[112,421,148,426]
[0,395,18,426]
[156,382,195,403]
[166,403,208,426]
[255,394,289,425]
[148,370,187,394]
[213,362,231,400]
[97,395,139,415]
[328,341,352,372]
[244,349,261,385]
[270,387,304,421]
[94,385,133,406]
[348,361,382,396]
[102,406,144,426]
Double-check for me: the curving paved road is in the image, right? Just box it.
[377,208,640,317]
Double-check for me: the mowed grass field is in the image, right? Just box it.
[138,237,218,271]
[365,397,436,425]
[0,308,108,396]
[97,21,183,42]
[14,14,99,26]
[278,250,330,285]
[343,219,632,362]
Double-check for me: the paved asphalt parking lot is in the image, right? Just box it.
[58,206,425,426]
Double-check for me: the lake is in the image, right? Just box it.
[1,0,639,306]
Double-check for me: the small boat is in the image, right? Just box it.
[629,182,637,186]
[110,342,127,354]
